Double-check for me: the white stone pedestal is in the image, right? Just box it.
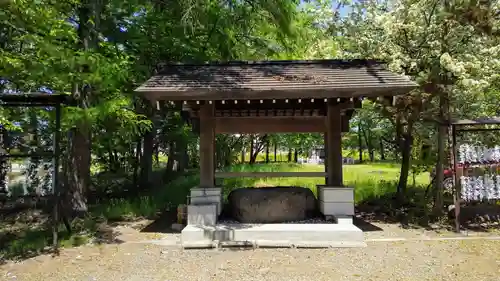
[189,187,223,216]
[182,187,222,245]
[187,204,217,226]
[317,185,355,223]
[184,187,222,227]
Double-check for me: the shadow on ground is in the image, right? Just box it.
[140,209,180,233]
[356,187,500,232]
[353,217,383,232]
[457,204,500,232]
[0,209,126,263]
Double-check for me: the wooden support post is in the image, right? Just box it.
[451,125,461,232]
[324,132,328,184]
[326,101,343,186]
[199,103,215,188]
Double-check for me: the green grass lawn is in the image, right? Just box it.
[220,162,429,203]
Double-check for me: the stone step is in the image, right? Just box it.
[333,215,353,225]
[182,241,217,249]
[181,223,365,248]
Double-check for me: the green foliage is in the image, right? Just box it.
[91,171,198,220]
[340,0,500,117]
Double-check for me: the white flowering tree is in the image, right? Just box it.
[339,0,500,210]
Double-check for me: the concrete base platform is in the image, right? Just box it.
[181,223,365,248]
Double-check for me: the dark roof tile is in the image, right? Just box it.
[136,60,417,100]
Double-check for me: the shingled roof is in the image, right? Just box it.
[135,59,417,101]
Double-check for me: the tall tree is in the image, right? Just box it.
[339,0,500,204]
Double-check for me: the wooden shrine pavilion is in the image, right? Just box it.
[136,59,417,248]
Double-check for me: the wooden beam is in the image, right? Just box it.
[213,109,324,117]
[326,102,343,186]
[214,116,350,133]
[142,87,414,101]
[199,103,215,188]
[215,172,327,178]
[185,99,358,116]
[215,116,326,133]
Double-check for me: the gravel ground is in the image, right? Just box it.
[2,239,500,281]
[2,221,500,281]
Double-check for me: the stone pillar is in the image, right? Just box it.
[326,101,343,187]
[199,103,215,188]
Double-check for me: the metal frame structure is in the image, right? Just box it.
[0,93,71,248]
[450,117,500,232]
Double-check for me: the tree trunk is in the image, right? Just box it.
[294,149,298,162]
[0,129,7,193]
[396,113,414,203]
[249,135,256,164]
[249,135,265,165]
[166,142,175,172]
[64,127,90,216]
[379,138,386,160]
[224,146,232,167]
[139,101,154,187]
[132,140,141,188]
[154,145,160,167]
[249,152,258,164]
[287,149,292,162]
[177,141,189,171]
[358,119,363,163]
[62,0,100,217]
[362,128,375,162]
[241,147,245,163]
[274,143,277,162]
[397,132,412,196]
[433,93,448,216]
[140,127,154,187]
[368,149,375,162]
[265,139,270,163]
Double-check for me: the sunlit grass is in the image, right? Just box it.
[220,162,430,203]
